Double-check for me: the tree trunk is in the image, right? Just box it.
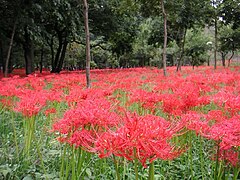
[56,38,68,73]
[4,21,17,77]
[52,33,63,73]
[50,36,54,71]
[24,42,34,75]
[83,0,91,88]
[214,14,218,69]
[228,50,234,67]
[207,56,210,66]
[161,0,167,76]
[23,26,34,75]
[221,52,226,67]
[0,39,3,73]
[176,28,187,72]
[40,47,44,73]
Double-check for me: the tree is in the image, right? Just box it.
[0,0,21,76]
[139,0,168,72]
[220,0,240,66]
[161,0,167,76]
[83,0,91,88]
[219,25,234,67]
[221,0,240,30]
[211,0,221,70]
[185,28,211,68]
[108,0,140,66]
[4,21,17,77]
[17,0,40,75]
[168,0,211,71]
[39,0,83,73]
[139,0,211,71]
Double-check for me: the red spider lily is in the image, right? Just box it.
[218,148,239,167]
[0,98,14,109]
[206,110,226,123]
[68,129,97,151]
[203,115,240,150]
[182,111,240,167]
[14,97,46,117]
[94,113,184,167]
[160,94,185,116]
[181,111,209,135]
[44,108,57,116]
[14,91,49,117]
[225,96,240,116]
[52,97,120,141]
[65,88,114,108]
[128,89,161,111]
[1,65,239,170]
[0,81,22,97]
[211,147,240,167]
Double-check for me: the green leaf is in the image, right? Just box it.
[86,168,92,177]
[0,166,12,177]
[22,175,33,180]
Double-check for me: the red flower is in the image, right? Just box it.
[52,98,120,134]
[215,148,239,167]
[94,113,184,167]
[44,108,57,116]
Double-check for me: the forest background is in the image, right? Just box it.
[0,0,240,77]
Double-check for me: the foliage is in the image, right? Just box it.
[219,25,235,53]
[185,29,212,67]
[221,0,240,29]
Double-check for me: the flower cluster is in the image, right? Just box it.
[0,66,239,168]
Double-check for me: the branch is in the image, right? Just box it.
[71,40,109,50]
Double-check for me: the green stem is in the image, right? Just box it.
[123,158,128,180]
[134,148,139,180]
[71,145,76,180]
[148,161,154,180]
[233,167,240,180]
[65,145,70,179]
[10,112,19,161]
[36,141,48,179]
[24,116,35,159]
[60,144,67,180]
[199,135,205,180]
[76,148,83,178]
[214,142,220,180]
[188,132,193,180]
[113,155,121,180]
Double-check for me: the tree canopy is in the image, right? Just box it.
[0,0,239,76]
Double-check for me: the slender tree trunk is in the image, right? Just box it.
[0,39,3,73]
[221,52,226,67]
[207,56,210,66]
[4,21,17,77]
[23,26,34,75]
[83,0,91,88]
[50,36,54,71]
[161,0,167,76]
[214,14,218,69]
[24,42,34,75]
[228,50,234,67]
[56,38,68,73]
[40,47,44,73]
[52,33,63,73]
[46,35,54,72]
[177,28,187,72]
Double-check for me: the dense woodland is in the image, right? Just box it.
[0,0,240,76]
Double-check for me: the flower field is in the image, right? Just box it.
[0,66,239,179]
